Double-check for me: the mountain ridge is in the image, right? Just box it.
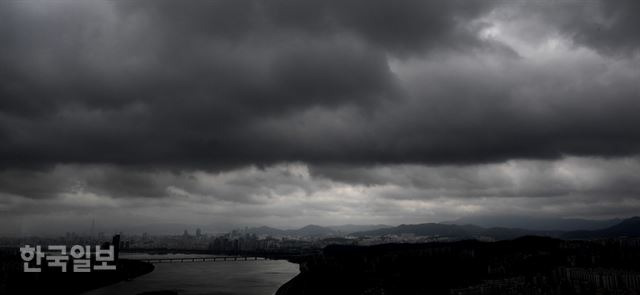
[352,217,640,240]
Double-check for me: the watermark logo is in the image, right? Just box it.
[19,245,116,272]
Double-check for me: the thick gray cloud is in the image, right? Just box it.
[1,0,639,170]
[505,0,640,56]
[1,0,640,234]
[0,0,503,169]
[2,158,640,235]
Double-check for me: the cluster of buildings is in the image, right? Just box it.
[207,231,330,254]
[356,233,452,245]
[560,267,640,291]
[450,268,640,295]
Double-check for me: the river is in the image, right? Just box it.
[82,253,299,295]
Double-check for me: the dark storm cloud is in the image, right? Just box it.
[277,0,490,54]
[503,0,640,56]
[3,158,640,236]
[0,168,73,199]
[5,0,640,235]
[1,0,640,171]
[569,0,640,55]
[309,157,640,200]
[121,0,492,55]
[578,0,640,54]
[0,0,494,169]
[0,166,169,199]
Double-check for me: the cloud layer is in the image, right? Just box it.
[3,157,640,235]
[1,0,640,234]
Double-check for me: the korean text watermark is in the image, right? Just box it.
[19,245,116,272]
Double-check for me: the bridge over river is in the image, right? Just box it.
[136,255,305,263]
[137,256,268,263]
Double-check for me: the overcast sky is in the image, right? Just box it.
[2,0,640,236]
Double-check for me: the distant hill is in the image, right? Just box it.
[286,225,338,237]
[562,216,640,239]
[353,223,561,240]
[352,223,485,238]
[444,215,621,231]
[244,226,287,236]
[351,217,638,241]
[242,224,389,237]
[327,224,391,234]
[239,218,639,240]
[480,227,561,241]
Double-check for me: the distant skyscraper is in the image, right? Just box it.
[112,234,120,261]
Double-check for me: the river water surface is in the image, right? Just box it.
[83,253,299,295]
